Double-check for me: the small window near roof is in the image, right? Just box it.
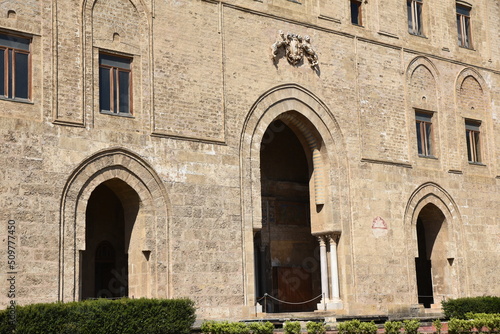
[457,3,472,48]
[0,33,31,101]
[407,0,423,36]
[350,0,363,25]
[99,53,132,115]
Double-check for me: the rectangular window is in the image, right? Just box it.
[350,0,363,25]
[407,0,423,36]
[0,33,31,100]
[415,112,433,157]
[457,4,472,48]
[465,120,481,163]
[99,53,132,114]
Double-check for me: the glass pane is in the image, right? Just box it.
[457,5,470,16]
[0,49,4,96]
[100,53,131,70]
[466,130,472,161]
[118,71,130,113]
[416,122,423,155]
[99,67,110,111]
[0,34,30,51]
[351,1,360,25]
[8,49,12,98]
[474,132,480,162]
[416,112,432,122]
[464,17,470,47]
[407,1,413,32]
[416,2,422,35]
[113,69,117,112]
[425,123,432,155]
[14,52,29,99]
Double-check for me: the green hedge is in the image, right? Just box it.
[200,321,275,334]
[0,298,195,334]
[443,297,500,319]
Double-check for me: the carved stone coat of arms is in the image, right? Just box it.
[271,30,319,68]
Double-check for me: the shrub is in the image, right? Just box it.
[306,321,326,334]
[432,319,442,334]
[448,319,475,334]
[201,321,250,334]
[0,298,195,334]
[337,320,377,334]
[360,321,378,334]
[403,319,420,334]
[465,314,500,332]
[384,321,402,334]
[284,321,301,334]
[248,321,274,334]
[443,297,500,319]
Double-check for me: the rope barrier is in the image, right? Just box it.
[256,293,323,305]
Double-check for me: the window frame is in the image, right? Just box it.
[350,0,363,26]
[465,119,482,164]
[99,52,133,115]
[0,32,32,101]
[415,111,434,158]
[456,3,472,49]
[407,0,423,36]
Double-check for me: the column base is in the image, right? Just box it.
[317,299,343,311]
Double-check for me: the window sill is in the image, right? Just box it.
[418,154,437,160]
[458,45,475,51]
[409,32,427,39]
[100,110,134,118]
[0,96,33,104]
[468,161,486,166]
[351,23,364,28]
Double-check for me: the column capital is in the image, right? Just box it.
[317,235,327,246]
[326,233,341,244]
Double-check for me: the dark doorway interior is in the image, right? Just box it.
[415,204,446,308]
[415,217,434,308]
[255,119,321,313]
[82,182,131,299]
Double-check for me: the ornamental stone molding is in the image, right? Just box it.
[271,30,319,68]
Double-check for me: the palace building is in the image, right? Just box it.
[0,0,499,321]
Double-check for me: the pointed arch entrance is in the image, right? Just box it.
[405,183,467,308]
[257,117,320,312]
[240,84,350,313]
[59,148,170,302]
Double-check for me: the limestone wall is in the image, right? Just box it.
[0,0,498,320]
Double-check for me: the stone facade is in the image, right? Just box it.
[0,0,499,321]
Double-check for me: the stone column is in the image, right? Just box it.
[318,236,329,302]
[328,234,340,300]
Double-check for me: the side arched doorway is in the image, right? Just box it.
[415,203,447,308]
[59,148,170,302]
[256,119,321,312]
[405,183,467,309]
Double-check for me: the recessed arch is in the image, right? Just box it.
[59,147,170,302]
[455,68,489,111]
[406,57,440,110]
[239,83,351,311]
[406,56,440,82]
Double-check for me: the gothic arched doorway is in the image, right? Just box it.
[255,119,321,312]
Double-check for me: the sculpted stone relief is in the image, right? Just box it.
[271,30,319,68]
